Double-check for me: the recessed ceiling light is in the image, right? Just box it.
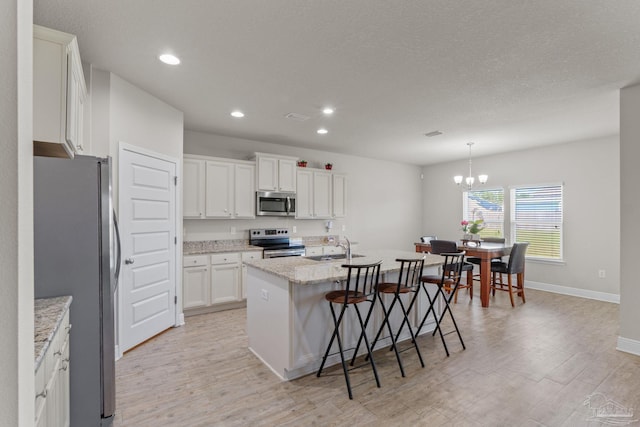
[317,128,328,135]
[159,54,180,65]
[322,107,334,115]
[231,111,245,118]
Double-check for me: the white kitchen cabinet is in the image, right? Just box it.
[35,307,70,427]
[183,158,206,218]
[33,25,87,158]
[211,253,241,304]
[332,173,347,218]
[295,169,333,219]
[313,170,332,219]
[204,159,255,219]
[183,251,262,315]
[183,255,210,309]
[234,163,256,218]
[304,246,323,257]
[255,153,297,192]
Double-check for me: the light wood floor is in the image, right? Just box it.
[113,288,640,426]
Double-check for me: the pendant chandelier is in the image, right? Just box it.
[454,142,487,190]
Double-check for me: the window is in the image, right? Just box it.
[510,184,563,260]
[463,188,504,238]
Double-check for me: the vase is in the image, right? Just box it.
[472,234,480,241]
[463,233,472,241]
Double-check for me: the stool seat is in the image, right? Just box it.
[377,282,411,294]
[421,275,455,286]
[325,290,368,304]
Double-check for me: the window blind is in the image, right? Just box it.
[510,184,563,260]
[463,188,504,238]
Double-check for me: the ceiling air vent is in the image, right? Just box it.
[285,112,310,121]
[424,130,443,137]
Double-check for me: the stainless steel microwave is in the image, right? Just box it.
[256,191,296,217]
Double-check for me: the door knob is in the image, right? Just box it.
[124,258,134,265]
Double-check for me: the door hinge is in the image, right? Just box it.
[174,296,177,304]
[174,176,178,186]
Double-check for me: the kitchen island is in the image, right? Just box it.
[244,250,443,380]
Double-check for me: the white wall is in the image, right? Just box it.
[184,130,423,251]
[1,0,34,425]
[619,83,640,345]
[422,136,620,296]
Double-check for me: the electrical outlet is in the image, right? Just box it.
[230,226,236,234]
[261,289,269,301]
[293,226,297,233]
[598,269,606,279]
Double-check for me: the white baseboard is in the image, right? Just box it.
[617,336,640,356]
[176,312,185,327]
[526,280,619,304]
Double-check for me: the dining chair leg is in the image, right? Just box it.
[507,274,515,307]
[518,272,526,303]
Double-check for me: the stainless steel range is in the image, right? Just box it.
[250,228,305,258]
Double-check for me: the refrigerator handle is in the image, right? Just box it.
[113,209,122,292]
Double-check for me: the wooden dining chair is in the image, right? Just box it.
[490,242,529,307]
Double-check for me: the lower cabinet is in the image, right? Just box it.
[35,308,71,427]
[210,253,241,304]
[183,251,262,315]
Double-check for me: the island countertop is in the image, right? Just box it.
[35,295,72,371]
[243,249,443,285]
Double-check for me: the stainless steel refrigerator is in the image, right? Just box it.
[34,155,120,427]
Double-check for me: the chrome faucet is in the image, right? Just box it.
[336,236,351,261]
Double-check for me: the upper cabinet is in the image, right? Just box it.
[33,25,87,158]
[296,168,333,219]
[255,153,297,192]
[332,173,347,218]
[183,158,206,218]
[183,155,255,219]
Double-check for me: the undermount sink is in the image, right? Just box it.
[306,254,365,261]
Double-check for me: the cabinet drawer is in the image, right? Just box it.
[211,252,241,265]
[323,246,341,255]
[305,246,322,256]
[184,255,209,267]
[242,251,262,262]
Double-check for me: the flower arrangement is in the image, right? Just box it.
[461,219,485,235]
[325,163,333,170]
[297,160,308,167]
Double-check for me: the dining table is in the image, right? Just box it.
[415,241,512,308]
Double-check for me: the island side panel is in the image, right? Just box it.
[246,266,291,380]
[289,280,344,379]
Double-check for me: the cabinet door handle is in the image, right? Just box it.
[36,390,47,399]
[125,258,134,265]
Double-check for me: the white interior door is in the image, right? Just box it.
[119,146,177,352]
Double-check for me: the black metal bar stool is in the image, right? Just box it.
[416,251,467,357]
[366,257,426,377]
[316,261,382,400]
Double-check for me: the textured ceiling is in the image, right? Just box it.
[34,1,640,165]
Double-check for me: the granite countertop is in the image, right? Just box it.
[183,235,346,255]
[34,296,72,371]
[184,239,263,255]
[244,249,443,285]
